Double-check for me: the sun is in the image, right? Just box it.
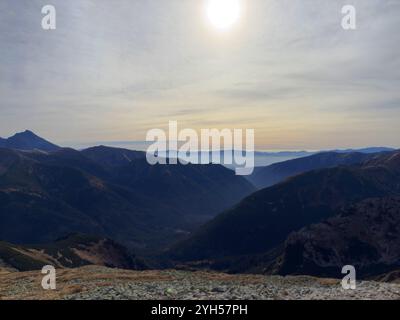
[206,0,242,31]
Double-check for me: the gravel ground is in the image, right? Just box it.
[0,266,399,300]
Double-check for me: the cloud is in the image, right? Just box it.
[0,0,399,149]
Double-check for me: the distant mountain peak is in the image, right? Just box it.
[0,130,60,152]
[10,130,38,139]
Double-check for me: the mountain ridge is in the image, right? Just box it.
[171,150,400,267]
[0,130,60,152]
[0,135,254,250]
[0,233,146,271]
[248,151,393,189]
[266,196,400,278]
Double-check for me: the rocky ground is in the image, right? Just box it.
[0,266,399,300]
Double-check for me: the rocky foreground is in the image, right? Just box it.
[1,266,400,300]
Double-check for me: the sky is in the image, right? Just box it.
[0,0,399,150]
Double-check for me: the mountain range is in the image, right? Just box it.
[171,150,400,278]
[0,131,254,251]
[268,196,400,278]
[1,130,399,280]
[247,151,387,189]
[0,130,60,152]
[0,233,146,271]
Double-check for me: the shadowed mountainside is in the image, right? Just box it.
[248,151,386,189]
[266,197,400,278]
[0,234,146,271]
[1,130,399,280]
[0,130,60,152]
[0,132,254,250]
[171,151,400,267]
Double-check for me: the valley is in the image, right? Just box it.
[2,0,399,304]
[1,130,400,300]
[0,131,254,251]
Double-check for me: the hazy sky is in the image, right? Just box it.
[0,0,399,150]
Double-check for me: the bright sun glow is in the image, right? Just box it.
[206,0,241,31]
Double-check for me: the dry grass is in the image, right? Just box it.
[316,278,341,286]
[0,266,343,300]
[0,266,175,300]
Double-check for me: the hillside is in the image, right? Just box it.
[171,151,400,265]
[0,130,60,152]
[81,146,145,167]
[267,197,400,278]
[0,234,146,271]
[248,151,379,189]
[0,133,254,250]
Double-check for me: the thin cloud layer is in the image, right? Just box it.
[0,0,399,149]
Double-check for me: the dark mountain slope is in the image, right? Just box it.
[248,151,378,189]
[171,151,400,262]
[0,130,60,152]
[24,148,110,179]
[82,146,145,168]
[0,142,254,249]
[81,146,255,220]
[0,234,146,271]
[0,148,22,175]
[112,158,255,219]
[0,150,191,247]
[82,146,255,219]
[268,197,400,278]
